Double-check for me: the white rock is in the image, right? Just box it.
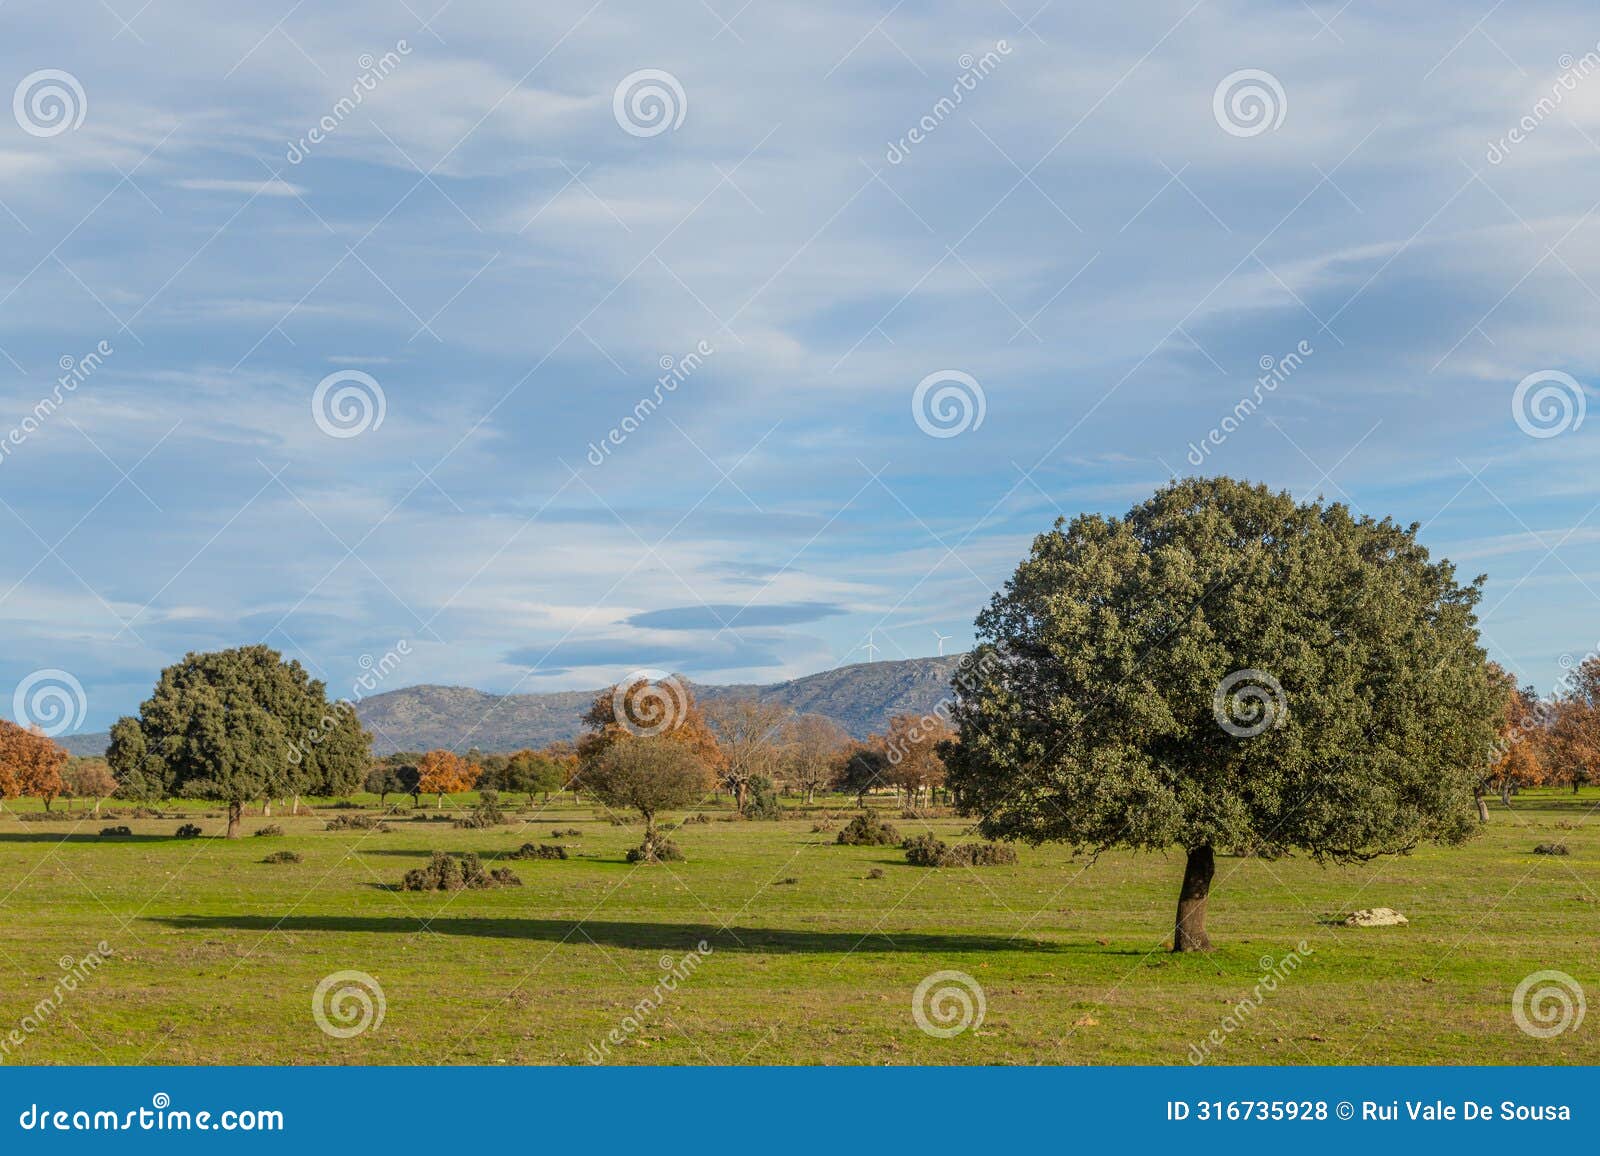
[1344,907,1408,927]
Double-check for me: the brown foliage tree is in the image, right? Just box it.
[417,749,479,806]
[0,720,68,810]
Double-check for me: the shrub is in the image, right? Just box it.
[626,836,685,863]
[744,775,782,821]
[552,827,582,838]
[811,820,836,833]
[836,813,899,846]
[175,823,203,838]
[329,799,360,809]
[508,843,569,860]
[945,842,1018,867]
[866,867,886,879]
[326,814,389,832]
[902,833,948,866]
[1534,843,1570,856]
[455,794,506,829]
[776,876,799,885]
[99,825,133,837]
[903,835,1018,867]
[254,824,285,837]
[683,813,712,825]
[262,850,302,864]
[400,851,520,891]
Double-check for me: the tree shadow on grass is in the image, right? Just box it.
[0,832,179,844]
[147,913,1053,955]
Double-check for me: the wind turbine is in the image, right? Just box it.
[862,631,879,663]
[933,630,951,656]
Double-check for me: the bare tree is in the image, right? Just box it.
[706,699,793,813]
[783,714,849,802]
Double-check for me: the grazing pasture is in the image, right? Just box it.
[0,790,1595,1065]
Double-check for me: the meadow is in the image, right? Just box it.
[1,789,1595,1066]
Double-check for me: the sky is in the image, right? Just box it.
[3,0,1600,735]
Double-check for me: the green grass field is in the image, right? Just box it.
[1,789,1595,1065]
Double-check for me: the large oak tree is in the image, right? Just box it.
[943,478,1504,951]
[106,645,371,836]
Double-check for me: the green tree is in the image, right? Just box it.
[502,748,568,802]
[577,738,710,862]
[832,743,888,807]
[107,646,372,837]
[943,478,1505,951]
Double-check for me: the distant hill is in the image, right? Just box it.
[58,655,966,757]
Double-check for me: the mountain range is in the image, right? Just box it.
[58,654,965,757]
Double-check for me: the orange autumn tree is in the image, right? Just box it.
[1484,665,1550,810]
[882,712,953,807]
[576,676,722,774]
[0,719,68,811]
[1551,654,1600,792]
[416,749,479,807]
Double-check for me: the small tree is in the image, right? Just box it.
[417,749,478,807]
[502,748,568,802]
[578,738,711,861]
[832,742,889,807]
[364,764,400,807]
[945,478,1505,951]
[0,720,68,812]
[883,713,952,807]
[64,757,118,814]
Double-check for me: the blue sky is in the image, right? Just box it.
[3,0,1600,734]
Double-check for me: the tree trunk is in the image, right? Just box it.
[42,795,52,813]
[1499,781,1512,808]
[1173,845,1215,952]
[734,781,748,814]
[291,793,300,816]
[1476,795,1490,823]
[263,799,272,817]
[226,800,243,838]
